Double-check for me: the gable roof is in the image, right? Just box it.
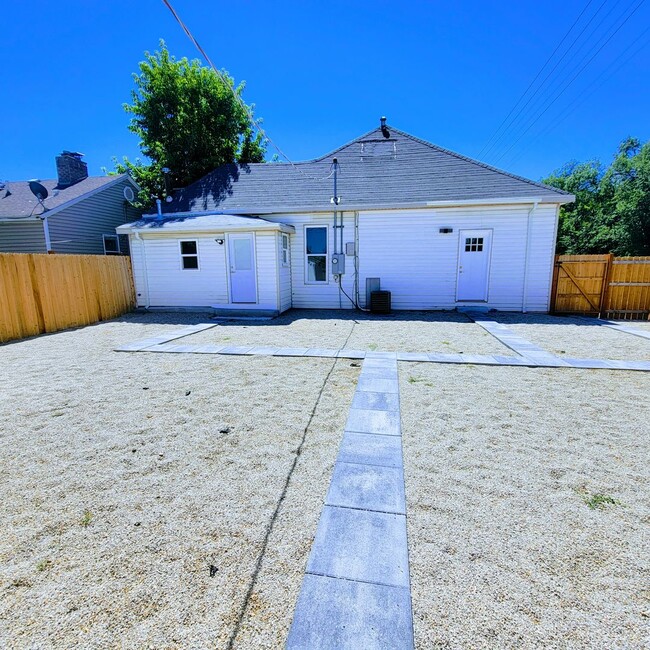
[155,125,572,216]
[0,174,134,220]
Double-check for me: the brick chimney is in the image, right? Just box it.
[56,151,88,187]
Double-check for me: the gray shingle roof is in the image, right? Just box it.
[158,125,572,216]
[0,175,125,219]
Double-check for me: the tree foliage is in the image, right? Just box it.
[543,137,650,255]
[112,41,265,208]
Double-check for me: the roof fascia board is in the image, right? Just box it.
[144,195,573,220]
[117,220,295,235]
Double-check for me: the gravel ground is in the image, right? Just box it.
[400,363,650,649]
[0,313,358,648]
[492,313,650,361]
[184,309,513,355]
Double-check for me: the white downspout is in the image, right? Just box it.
[522,201,538,313]
[42,215,52,252]
[134,232,151,309]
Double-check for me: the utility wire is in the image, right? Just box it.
[478,0,598,160]
[507,26,650,168]
[160,0,336,182]
[491,0,640,164]
[491,0,646,165]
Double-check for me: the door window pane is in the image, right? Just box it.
[233,238,252,270]
[306,227,327,254]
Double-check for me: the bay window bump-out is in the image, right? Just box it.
[305,226,327,283]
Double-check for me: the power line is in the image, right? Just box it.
[506,26,650,168]
[491,0,646,165]
[160,0,336,182]
[478,0,599,160]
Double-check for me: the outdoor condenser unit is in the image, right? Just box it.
[370,290,392,314]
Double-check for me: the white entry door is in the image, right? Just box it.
[456,229,492,301]
[228,233,257,303]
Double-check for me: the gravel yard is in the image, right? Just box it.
[400,363,650,649]
[492,312,650,361]
[0,313,358,648]
[183,309,514,356]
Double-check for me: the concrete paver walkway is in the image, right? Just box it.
[286,355,414,649]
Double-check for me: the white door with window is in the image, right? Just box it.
[228,233,257,303]
[456,229,492,301]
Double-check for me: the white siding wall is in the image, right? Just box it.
[265,212,357,309]
[130,231,279,310]
[357,205,558,311]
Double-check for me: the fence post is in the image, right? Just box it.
[598,253,614,318]
[550,255,560,314]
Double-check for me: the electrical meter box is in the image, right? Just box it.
[331,253,345,275]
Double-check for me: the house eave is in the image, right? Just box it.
[144,195,575,220]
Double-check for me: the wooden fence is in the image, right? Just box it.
[551,254,650,319]
[0,253,135,343]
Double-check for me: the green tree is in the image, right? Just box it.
[543,138,650,255]
[111,41,265,208]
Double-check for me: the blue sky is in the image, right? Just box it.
[2,0,649,183]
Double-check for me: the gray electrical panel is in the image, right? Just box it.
[366,277,380,306]
[345,241,356,256]
[331,253,345,275]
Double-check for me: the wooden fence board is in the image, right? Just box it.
[0,253,135,343]
[553,254,650,319]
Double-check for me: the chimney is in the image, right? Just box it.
[56,151,88,187]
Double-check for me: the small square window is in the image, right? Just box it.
[103,234,120,255]
[180,240,199,270]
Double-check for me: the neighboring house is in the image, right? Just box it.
[0,152,140,255]
[117,121,574,314]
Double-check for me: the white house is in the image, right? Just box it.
[117,122,574,315]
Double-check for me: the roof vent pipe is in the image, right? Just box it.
[380,116,390,139]
[156,198,163,219]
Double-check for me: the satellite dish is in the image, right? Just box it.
[29,181,49,201]
[123,186,135,203]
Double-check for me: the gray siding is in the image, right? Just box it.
[0,221,46,252]
[49,177,140,255]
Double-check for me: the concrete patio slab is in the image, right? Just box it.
[307,506,410,587]
[286,574,414,650]
[351,391,400,412]
[303,348,339,358]
[356,377,400,394]
[337,349,367,359]
[219,345,254,355]
[273,347,311,357]
[325,462,406,514]
[337,432,403,468]
[346,408,401,436]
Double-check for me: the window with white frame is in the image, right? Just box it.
[180,240,199,269]
[281,233,289,266]
[103,234,120,255]
[305,226,327,282]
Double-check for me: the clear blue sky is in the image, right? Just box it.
[2,0,649,183]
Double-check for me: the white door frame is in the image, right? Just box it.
[456,228,493,302]
[226,232,258,304]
